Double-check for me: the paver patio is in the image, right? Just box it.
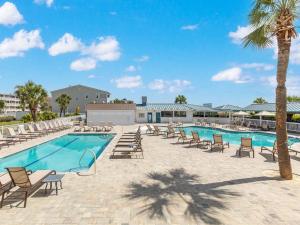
[1,124,300,225]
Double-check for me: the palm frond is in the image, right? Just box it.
[243,25,273,48]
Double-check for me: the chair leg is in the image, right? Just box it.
[24,191,28,208]
[0,192,4,208]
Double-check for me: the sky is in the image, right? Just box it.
[0,0,300,107]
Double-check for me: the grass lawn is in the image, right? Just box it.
[0,120,23,126]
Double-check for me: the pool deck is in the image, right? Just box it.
[1,124,300,225]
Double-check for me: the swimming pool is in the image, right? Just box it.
[0,134,114,172]
[183,126,300,147]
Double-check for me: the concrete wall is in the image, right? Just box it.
[87,110,136,125]
[51,86,108,114]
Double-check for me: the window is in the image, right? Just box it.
[96,95,99,99]
[161,111,173,117]
[138,113,145,118]
[174,111,186,117]
[86,95,88,99]
[193,112,204,117]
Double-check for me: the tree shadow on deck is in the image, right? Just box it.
[123,168,279,224]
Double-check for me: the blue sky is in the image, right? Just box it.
[0,0,300,106]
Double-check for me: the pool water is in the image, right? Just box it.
[0,134,114,172]
[183,126,300,147]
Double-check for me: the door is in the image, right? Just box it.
[147,112,153,123]
[156,112,161,123]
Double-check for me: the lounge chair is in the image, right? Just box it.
[210,134,229,153]
[33,123,48,135]
[5,167,55,208]
[261,123,270,131]
[0,173,12,208]
[112,140,143,158]
[18,125,39,139]
[153,125,166,136]
[5,127,30,142]
[0,133,15,148]
[189,131,211,148]
[288,143,300,156]
[261,141,277,161]
[83,126,92,132]
[177,129,192,144]
[74,126,81,132]
[238,137,254,158]
[146,124,154,134]
[165,126,179,138]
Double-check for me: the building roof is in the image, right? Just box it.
[214,104,242,111]
[243,103,300,113]
[136,103,217,112]
[51,85,110,95]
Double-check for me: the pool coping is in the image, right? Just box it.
[186,125,300,140]
[0,131,116,173]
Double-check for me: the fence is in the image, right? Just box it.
[244,118,300,132]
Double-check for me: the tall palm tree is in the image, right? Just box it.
[244,0,298,180]
[253,97,268,104]
[15,81,48,122]
[56,94,72,117]
[175,95,187,104]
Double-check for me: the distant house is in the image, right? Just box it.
[0,93,22,116]
[51,85,110,114]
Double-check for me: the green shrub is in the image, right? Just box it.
[39,111,58,121]
[21,111,58,123]
[21,114,32,123]
[292,114,300,122]
[0,116,15,122]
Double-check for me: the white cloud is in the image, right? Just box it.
[82,36,120,61]
[110,11,117,16]
[0,29,44,59]
[240,63,274,71]
[148,79,192,93]
[261,75,300,95]
[181,24,198,31]
[135,55,149,62]
[48,33,83,56]
[70,58,96,71]
[112,75,142,89]
[289,36,300,64]
[0,2,24,26]
[34,0,54,7]
[125,65,137,72]
[229,25,253,44]
[211,67,251,84]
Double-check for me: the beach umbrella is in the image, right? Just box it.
[232,111,250,122]
[255,111,275,125]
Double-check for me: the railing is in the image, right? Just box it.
[244,118,300,132]
[79,149,97,175]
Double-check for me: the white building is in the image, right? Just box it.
[51,85,110,114]
[135,103,218,123]
[0,93,21,116]
[86,103,136,125]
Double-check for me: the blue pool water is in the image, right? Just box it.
[0,134,114,172]
[183,126,300,147]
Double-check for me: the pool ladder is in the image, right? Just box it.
[79,149,97,175]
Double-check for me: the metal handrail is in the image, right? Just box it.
[79,149,97,175]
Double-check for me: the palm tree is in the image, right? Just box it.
[175,95,187,104]
[244,0,298,180]
[56,94,72,117]
[253,97,267,104]
[15,81,48,122]
[0,100,5,113]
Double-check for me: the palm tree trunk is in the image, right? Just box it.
[276,37,292,180]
